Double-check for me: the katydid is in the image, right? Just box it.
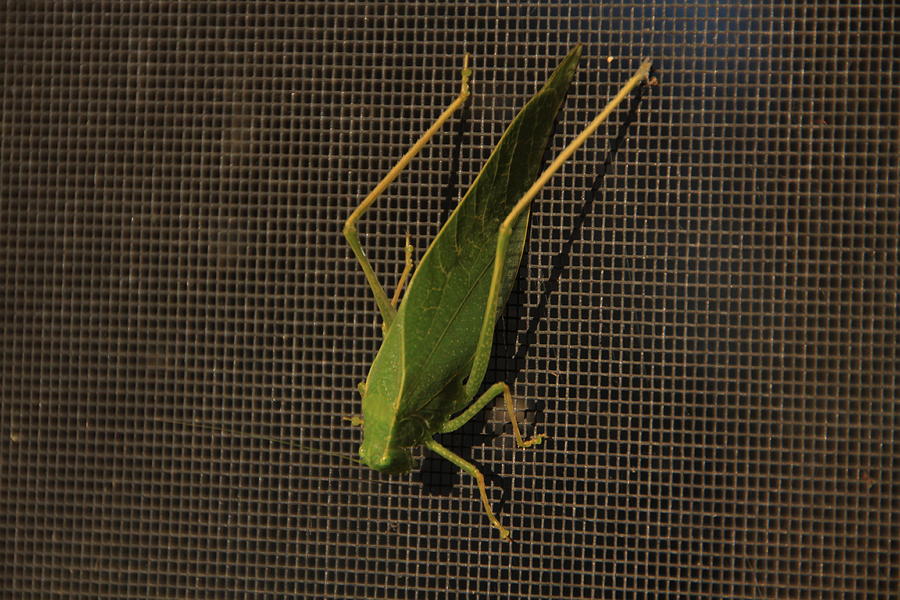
[344,45,652,539]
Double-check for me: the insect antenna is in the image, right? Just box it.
[151,417,361,465]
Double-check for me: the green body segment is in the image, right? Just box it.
[359,47,583,472]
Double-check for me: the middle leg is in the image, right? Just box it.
[439,381,545,448]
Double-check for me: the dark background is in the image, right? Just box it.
[2,2,897,598]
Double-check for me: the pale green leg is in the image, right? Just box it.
[424,438,510,540]
[444,60,651,538]
[342,56,472,331]
[441,382,545,448]
[390,234,415,309]
[464,59,652,401]
[433,381,543,539]
[349,235,412,407]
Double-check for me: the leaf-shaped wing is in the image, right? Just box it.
[379,46,582,422]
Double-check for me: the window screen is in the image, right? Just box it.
[2,2,896,598]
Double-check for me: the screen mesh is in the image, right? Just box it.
[2,2,897,598]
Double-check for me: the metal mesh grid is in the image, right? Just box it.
[2,2,897,598]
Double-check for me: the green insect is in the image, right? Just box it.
[343,45,652,538]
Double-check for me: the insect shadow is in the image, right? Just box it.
[419,81,651,512]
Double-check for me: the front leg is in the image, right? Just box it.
[424,438,510,539]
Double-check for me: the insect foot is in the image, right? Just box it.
[520,432,547,448]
